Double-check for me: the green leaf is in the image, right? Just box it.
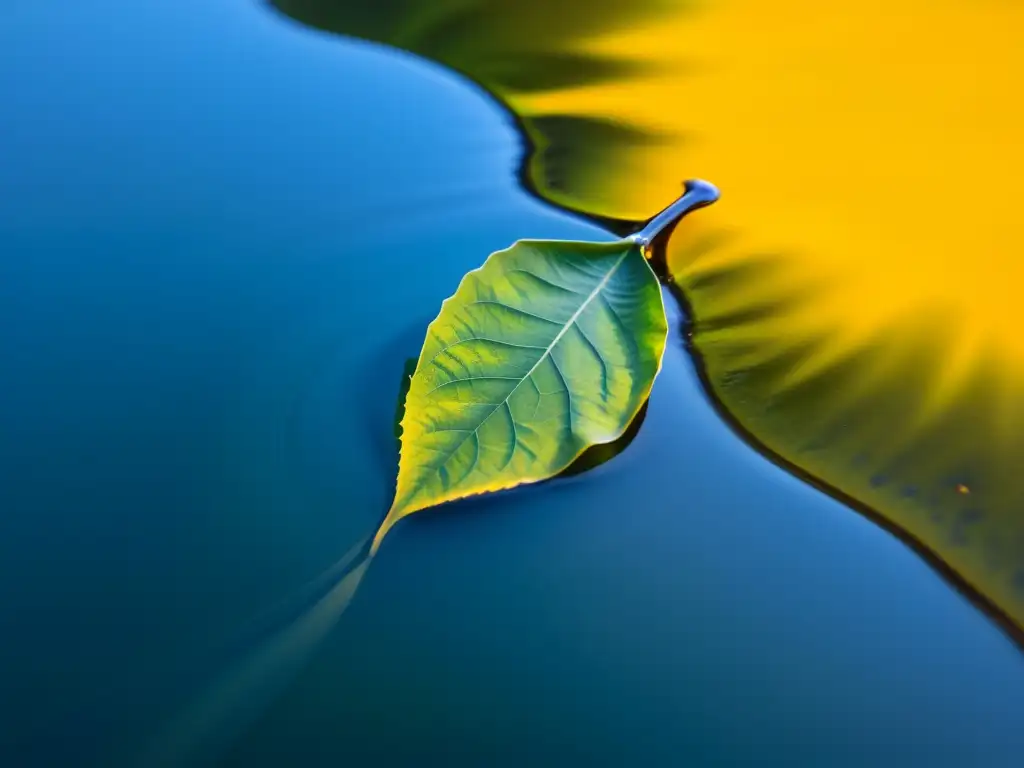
[373,238,664,547]
[369,182,718,552]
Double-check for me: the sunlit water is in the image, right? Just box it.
[1,2,1023,766]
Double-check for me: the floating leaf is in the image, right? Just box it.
[371,181,718,551]
[376,239,663,545]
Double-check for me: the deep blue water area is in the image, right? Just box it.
[2,2,1023,766]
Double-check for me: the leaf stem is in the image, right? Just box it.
[630,179,719,247]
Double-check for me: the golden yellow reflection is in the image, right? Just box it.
[272,0,1024,636]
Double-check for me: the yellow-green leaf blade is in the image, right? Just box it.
[383,239,666,536]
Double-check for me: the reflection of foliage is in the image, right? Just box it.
[525,116,673,231]
[268,0,1024,639]
[669,226,1024,638]
[270,0,673,89]
[267,0,682,218]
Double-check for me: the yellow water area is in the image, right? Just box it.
[502,0,1024,632]
[272,0,1024,634]
[525,0,1024,369]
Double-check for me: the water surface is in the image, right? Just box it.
[2,2,1023,766]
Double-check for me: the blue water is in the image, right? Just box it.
[2,2,1022,766]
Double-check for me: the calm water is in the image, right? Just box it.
[2,2,1023,766]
